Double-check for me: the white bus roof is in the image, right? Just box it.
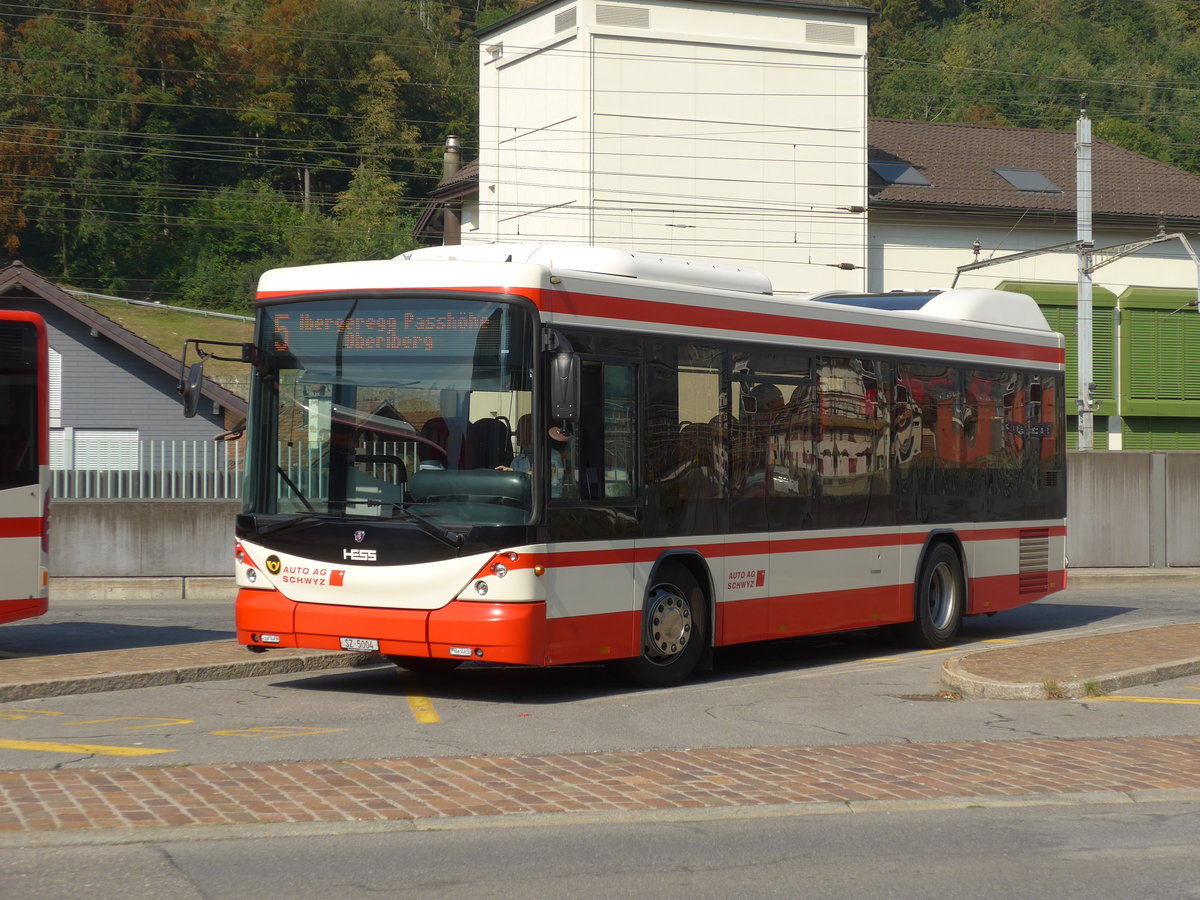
[399,244,774,295]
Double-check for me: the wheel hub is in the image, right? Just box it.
[926,561,957,630]
[646,586,692,662]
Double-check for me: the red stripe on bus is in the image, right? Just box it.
[0,517,43,539]
[547,289,1064,365]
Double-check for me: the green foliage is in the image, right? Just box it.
[1095,118,1170,162]
[0,0,529,306]
[173,181,305,311]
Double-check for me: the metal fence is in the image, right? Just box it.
[51,440,244,500]
[49,440,422,501]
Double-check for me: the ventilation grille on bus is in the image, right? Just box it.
[1044,470,1060,488]
[1018,528,1051,594]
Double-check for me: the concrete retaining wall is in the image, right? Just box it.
[1067,451,1200,568]
[49,500,238,600]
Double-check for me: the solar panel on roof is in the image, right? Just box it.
[994,168,1061,193]
[869,162,931,187]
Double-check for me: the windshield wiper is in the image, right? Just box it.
[256,512,332,538]
[386,506,464,549]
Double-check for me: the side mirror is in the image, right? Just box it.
[180,361,205,418]
[550,349,580,421]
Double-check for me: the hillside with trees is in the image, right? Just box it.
[3,0,1200,311]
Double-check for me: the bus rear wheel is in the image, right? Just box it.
[615,562,707,688]
[904,543,964,648]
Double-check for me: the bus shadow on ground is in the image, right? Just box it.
[275,660,624,704]
[0,622,234,657]
[274,598,1137,702]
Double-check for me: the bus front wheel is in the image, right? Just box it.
[615,562,707,688]
[904,543,964,648]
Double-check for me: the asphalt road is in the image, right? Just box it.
[2,581,1199,770]
[4,799,1199,899]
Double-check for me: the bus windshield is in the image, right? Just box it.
[245,296,537,529]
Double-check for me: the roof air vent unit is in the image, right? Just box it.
[806,22,855,45]
[596,4,650,28]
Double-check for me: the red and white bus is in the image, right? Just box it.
[0,310,49,625]
[185,245,1066,686]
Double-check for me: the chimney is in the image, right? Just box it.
[442,135,462,246]
[443,135,462,182]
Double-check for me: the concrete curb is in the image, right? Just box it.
[1065,569,1200,587]
[0,648,385,703]
[941,653,1200,700]
[6,787,1200,849]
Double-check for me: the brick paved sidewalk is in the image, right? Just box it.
[943,623,1200,700]
[2,735,1199,835]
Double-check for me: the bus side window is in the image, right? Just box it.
[574,359,637,501]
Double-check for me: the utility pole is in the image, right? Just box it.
[1076,96,1097,450]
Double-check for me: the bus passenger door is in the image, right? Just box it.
[544,357,642,664]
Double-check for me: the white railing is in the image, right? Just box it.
[52,440,244,500]
[50,440,422,501]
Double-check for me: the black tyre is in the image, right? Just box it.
[386,655,463,675]
[615,562,707,688]
[903,542,965,648]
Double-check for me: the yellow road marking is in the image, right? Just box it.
[918,647,961,656]
[0,738,175,757]
[1094,696,1200,706]
[210,726,344,739]
[407,695,440,724]
[981,638,1018,644]
[66,717,193,730]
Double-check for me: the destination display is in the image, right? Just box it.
[263,299,507,357]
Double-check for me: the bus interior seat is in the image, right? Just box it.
[420,416,467,469]
[468,417,513,469]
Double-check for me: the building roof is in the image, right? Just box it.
[0,262,247,417]
[869,118,1200,224]
[413,160,480,245]
[475,0,872,39]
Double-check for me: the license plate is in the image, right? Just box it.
[339,637,379,652]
